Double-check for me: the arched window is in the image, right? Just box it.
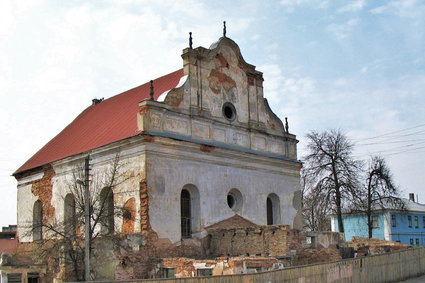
[100,187,114,234]
[180,184,200,238]
[64,193,76,237]
[122,198,135,234]
[181,189,191,238]
[33,200,43,241]
[266,193,281,225]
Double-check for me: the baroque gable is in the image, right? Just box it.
[138,37,297,160]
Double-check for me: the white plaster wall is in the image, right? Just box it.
[147,143,300,243]
[17,183,40,242]
[51,143,145,235]
[17,139,146,242]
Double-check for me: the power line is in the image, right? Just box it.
[349,123,425,158]
[356,138,425,146]
[357,123,425,141]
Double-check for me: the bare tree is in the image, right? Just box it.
[352,156,405,238]
[301,168,332,231]
[303,129,362,233]
[28,153,130,281]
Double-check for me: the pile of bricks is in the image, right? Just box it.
[347,237,411,256]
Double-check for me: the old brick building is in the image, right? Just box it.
[13,34,303,281]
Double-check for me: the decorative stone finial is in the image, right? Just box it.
[223,21,227,37]
[149,80,154,100]
[285,117,289,133]
[189,32,193,49]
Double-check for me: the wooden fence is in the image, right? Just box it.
[77,247,425,283]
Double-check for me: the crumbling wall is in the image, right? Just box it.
[16,166,56,242]
[347,236,411,256]
[208,225,302,257]
[161,256,279,278]
[114,231,205,280]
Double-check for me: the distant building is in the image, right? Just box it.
[331,194,425,246]
[0,225,17,255]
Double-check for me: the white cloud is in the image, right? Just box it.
[319,0,330,9]
[279,0,329,11]
[280,0,312,7]
[370,0,425,20]
[279,0,317,12]
[337,0,366,13]
[0,0,256,227]
[326,18,359,39]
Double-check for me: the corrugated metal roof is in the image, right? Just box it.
[15,69,184,175]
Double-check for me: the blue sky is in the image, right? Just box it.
[0,0,424,227]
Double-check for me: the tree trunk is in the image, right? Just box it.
[336,187,344,233]
[367,173,373,238]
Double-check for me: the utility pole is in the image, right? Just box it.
[84,156,91,281]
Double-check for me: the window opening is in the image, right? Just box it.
[227,189,243,213]
[181,189,192,238]
[100,187,114,234]
[227,194,235,208]
[33,200,43,241]
[266,193,281,225]
[222,102,236,121]
[391,214,397,227]
[163,268,175,278]
[267,197,273,225]
[410,238,414,245]
[197,269,213,277]
[64,194,76,237]
[408,215,412,228]
[415,216,419,228]
[416,238,420,246]
[7,273,22,283]
[122,198,136,234]
[28,273,40,283]
[372,215,379,228]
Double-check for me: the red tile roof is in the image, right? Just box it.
[15,69,184,175]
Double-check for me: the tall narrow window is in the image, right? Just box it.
[415,216,419,228]
[181,189,191,238]
[408,215,412,228]
[33,200,43,241]
[266,193,281,225]
[100,187,114,234]
[122,198,135,234]
[267,197,273,225]
[391,215,397,227]
[64,194,76,237]
[372,215,379,228]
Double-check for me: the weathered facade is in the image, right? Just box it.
[14,35,302,281]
